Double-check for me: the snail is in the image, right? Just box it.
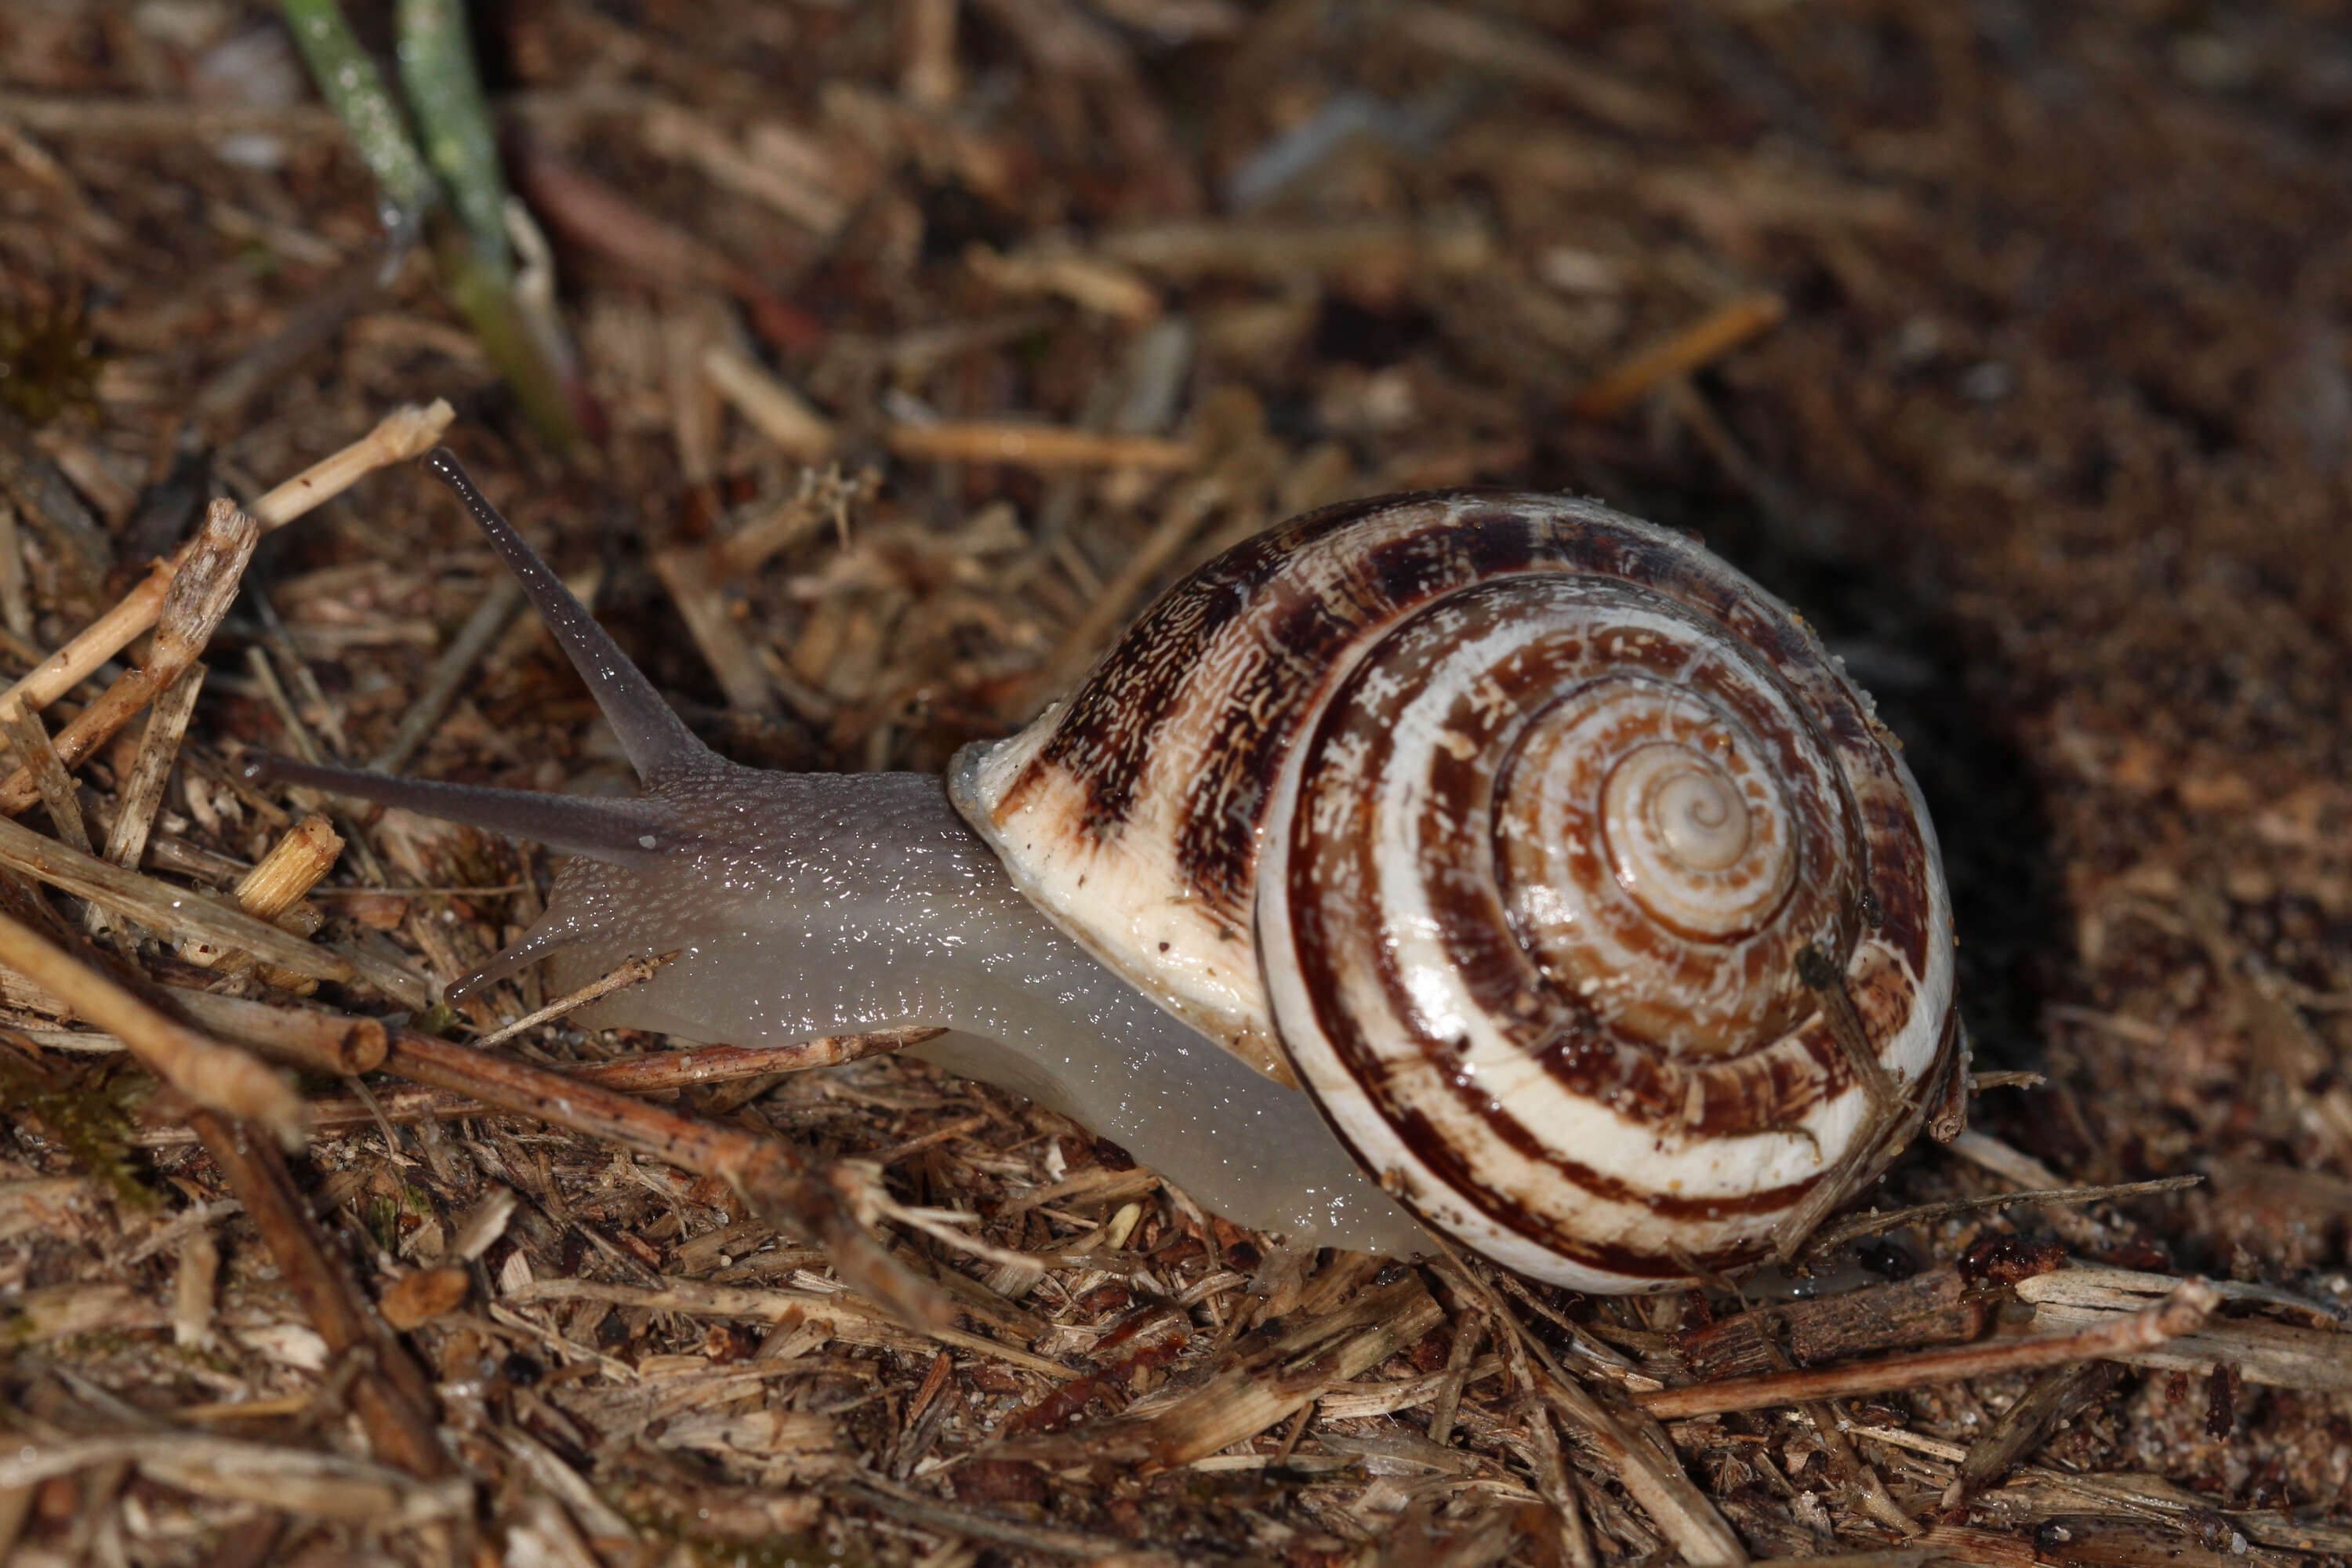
[262,448,1960,1294]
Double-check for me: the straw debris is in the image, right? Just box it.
[1,3,2346,1563]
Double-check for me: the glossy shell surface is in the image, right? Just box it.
[953,491,1957,1289]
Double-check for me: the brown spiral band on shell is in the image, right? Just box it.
[954,492,1957,1290]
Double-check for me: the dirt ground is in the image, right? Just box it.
[0,1,2348,1564]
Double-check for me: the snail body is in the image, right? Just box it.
[274,452,1959,1293]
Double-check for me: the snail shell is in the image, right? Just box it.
[954,492,1958,1289]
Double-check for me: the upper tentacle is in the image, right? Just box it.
[422,448,713,786]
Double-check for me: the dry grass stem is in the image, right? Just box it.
[368,575,524,773]
[0,1434,466,1524]
[1569,293,1789,419]
[181,812,343,987]
[471,949,678,1049]
[0,806,348,975]
[885,420,1196,470]
[249,399,454,528]
[702,341,837,459]
[0,499,256,815]
[0,557,172,724]
[0,909,302,1141]
[0,699,91,854]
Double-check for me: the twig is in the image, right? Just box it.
[846,1473,1134,1559]
[971,0,1200,216]
[2013,1268,2352,1391]
[1098,1272,1446,1467]
[967,242,1159,322]
[99,664,205,879]
[471,950,678,1049]
[650,545,779,716]
[1569,293,1788,419]
[0,407,108,587]
[506,134,824,354]
[1944,1358,2125,1507]
[0,1431,463,1523]
[1772,1034,1937,1264]
[38,993,389,1077]
[514,1276,1071,1378]
[0,910,302,1142]
[195,252,388,430]
[1637,1281,2220,1419]
[0,91,340,143]
[1020,470,1229,704]
[577,1029,940,1090]
[1795,1175,2203,1265]
[172,990,387,1074]
[1096,216,1493,280]
[1396,3,1682,135]
[715,465,876,577]
[0,560,169,728]
[242,577,350,758]
[0,498,28,642]
[184,1107,452,1481]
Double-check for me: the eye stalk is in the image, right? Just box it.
[242,751,691,868]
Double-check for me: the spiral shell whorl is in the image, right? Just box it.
[954,492,1957,1291]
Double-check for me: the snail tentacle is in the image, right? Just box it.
[423,447,713,786]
